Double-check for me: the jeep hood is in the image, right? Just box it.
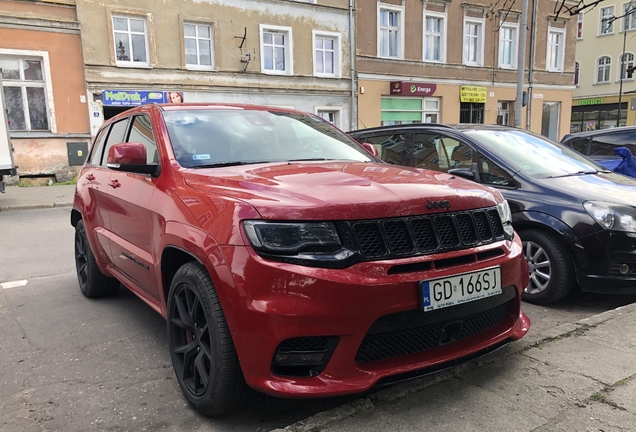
[183,161,499,220]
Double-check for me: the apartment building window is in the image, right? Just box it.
[313,31,341,77]
[460,102,484,123]
[498,23,518,69]
[624,2,636,31]
[546,28,565,72]
[380,98,440,125]
[112,15,149,66]
[424,12,446,62]
[260,25,293,75]
[600,6,615,35]
[497,101,513,126]
[0,57,49,131]
[463,19,484,66]
[574,61,580,85]
[620,52,635,80]
[577,13,584,39]
[184,23,213,69]
[378,5,403,58]
[316,108,342,128]
[597,56,611,83]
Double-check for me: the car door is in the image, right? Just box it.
[106,114,162,300]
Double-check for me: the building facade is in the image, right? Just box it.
[571,0,636,132]
[0,0,91,182]
[355,0,576,141]
[76,0,355,135]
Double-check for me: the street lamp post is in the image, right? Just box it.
[617,26,627,127]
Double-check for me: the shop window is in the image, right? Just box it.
[546,28,565,72]
[577,13,584,39]
[184,23,213,69]
[313,31,341,77]
[380,97,439,126]
[619,53,634,80]
[541,102,560,141]
[624,2,636,31]
[463,18,484,66]
[0,57,49,131]
[460,102,484,124]
[378,4,403,58]
[597,56,611,83]
[600,6,615,35]
[112,15,149,66]
[498,23,518,69]
[260,25,293,75]
[424,12,446,63]
[497,101,513,126]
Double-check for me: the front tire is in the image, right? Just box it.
[74,220,120,298]
[167,262,255,416]
[520,229,575,304]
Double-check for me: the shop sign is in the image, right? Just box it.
[390,81,437,96]
[578,98,603,106]
[459,86,487,103]
[102,90,184,106]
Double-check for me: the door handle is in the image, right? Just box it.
[85,174,95,181]
[108,179,121,189]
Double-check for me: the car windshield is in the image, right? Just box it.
[162,109,373,168]
[462,129,608,179]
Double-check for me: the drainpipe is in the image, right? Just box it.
[514,0,529,127]
[525,0,537,130]
[349,0,356,130]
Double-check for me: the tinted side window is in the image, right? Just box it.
[590,132,636,156]
[128,115,158,164]
[412,134,473,173]
[88,127,109,165]
[478,154,516,187]
[568,138,589,155]
[364,134,407,165]
[101,118,130,167]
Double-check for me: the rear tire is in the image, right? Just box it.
[167,262,256,416]
[74,220,120,298]
[520,229,575,304]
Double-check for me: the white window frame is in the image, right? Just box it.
[312,30,341,78]
[596,55,612,84]
[463,17,485,66]
[259,24,293,75]
[618,52,635,81]
[546,27,565,72]
[0,48,56,133]
[377,3,404,59]
[423,11,447,63]
[623,2,636,32]
[315,106,343,128]
[498,22,518,69]
[183,22,214,71]
[577,13,584,39]
[112,15,150,67]
[599,6,615,35]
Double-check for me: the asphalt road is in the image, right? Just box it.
[1,207,635,431]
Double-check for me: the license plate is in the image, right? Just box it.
[420,267,502,312]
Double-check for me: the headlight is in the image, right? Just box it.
[496,200,515,240]
[243,221,342,254]
[583,201,636,232]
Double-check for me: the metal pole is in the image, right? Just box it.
[514,0,529,127]
[349,0,356,130]
[525,0,537,130]
[618,21,628,127]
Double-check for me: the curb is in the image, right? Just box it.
[271,302,636,432]
[0,202,73,212]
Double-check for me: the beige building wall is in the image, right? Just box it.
[77,0,355,131]
[356,0,576,140]
[572,1,636,128]
[0,0,90,180]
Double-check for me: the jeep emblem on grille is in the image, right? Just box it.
[426,199,451,210]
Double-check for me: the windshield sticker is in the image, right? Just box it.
[192,154,211,160]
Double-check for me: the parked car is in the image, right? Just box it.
[561,126,636,170]
[72,104,530,416]
[350,124,636,305]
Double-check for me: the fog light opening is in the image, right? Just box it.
[619,264,631,275]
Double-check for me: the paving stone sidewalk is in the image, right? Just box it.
[0,185,75,211]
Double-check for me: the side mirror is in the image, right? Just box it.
[360,142,379,158]
[107,142,160,176]
[447,168,475,180]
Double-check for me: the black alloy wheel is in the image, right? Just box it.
[167,262,256,416]
[74,220,119,298]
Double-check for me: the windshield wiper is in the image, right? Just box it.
[191,161,273,168]
[545,170,601,179]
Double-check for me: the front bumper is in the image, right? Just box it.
[212,236,530,398]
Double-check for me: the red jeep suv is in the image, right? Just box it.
[72,104,530,416]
